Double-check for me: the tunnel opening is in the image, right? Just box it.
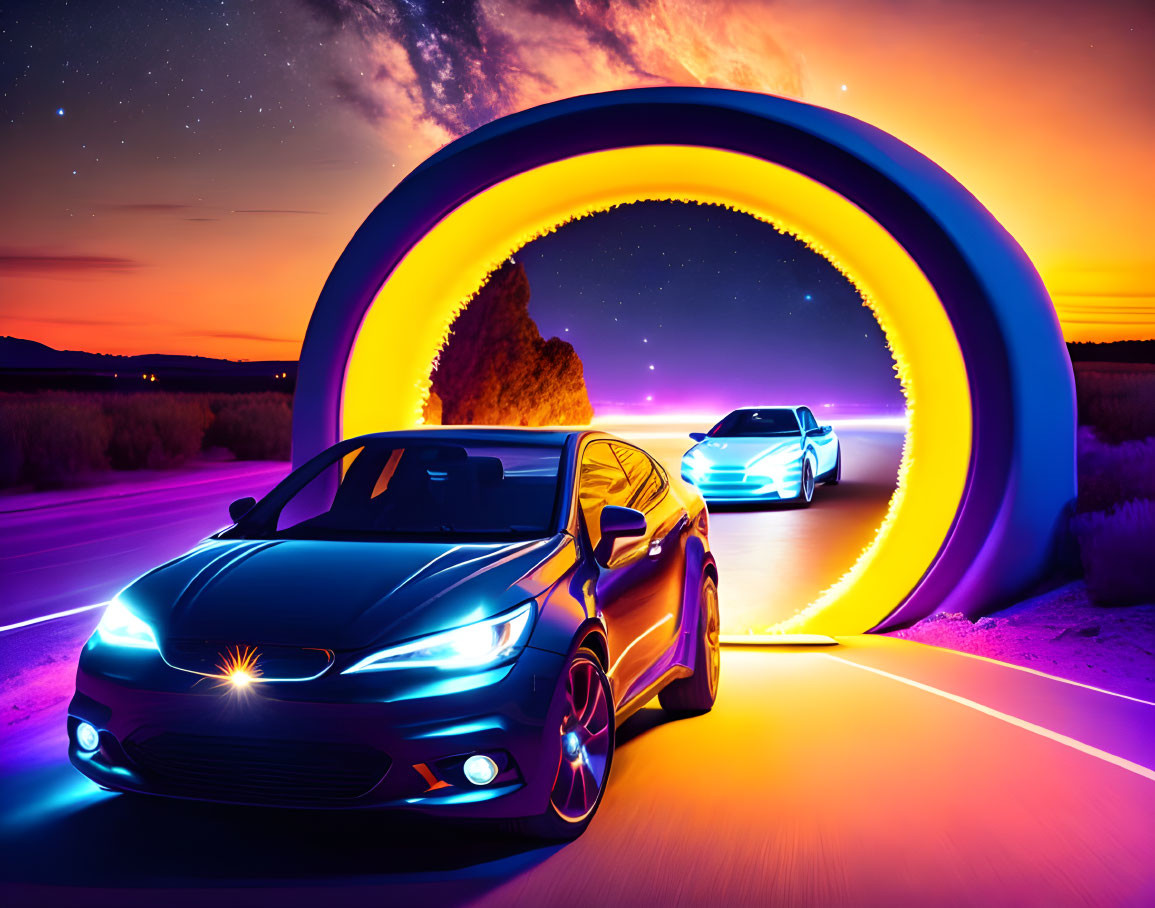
[294,88,1074,635]
[420,199,910,636]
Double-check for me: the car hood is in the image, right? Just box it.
[120,535,573,651]
[687,437,801,466]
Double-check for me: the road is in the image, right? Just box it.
[2,616,1152,906]
[3,423,1153,905]
[600,419,904,632]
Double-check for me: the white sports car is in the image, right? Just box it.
[680,407,841,506]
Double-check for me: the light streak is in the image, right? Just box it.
[0,602,107,634]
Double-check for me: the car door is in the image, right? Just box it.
[799,407,835,474]
[578,441,680,704]
[611,443,689,636]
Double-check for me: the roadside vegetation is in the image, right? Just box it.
[0,392,292,490]
[1072,365,1155,605]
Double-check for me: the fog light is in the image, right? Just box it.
[76,722,100,753]
[463,754,499,786]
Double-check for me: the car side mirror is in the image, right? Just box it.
[689,432,707,442]
[806,426,831,438]
[594,506,647,567]
[229,496,256,523]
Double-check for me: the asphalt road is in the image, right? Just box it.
[2,616,1152,906]
[2,423,1153,905]
[601,420,904,632]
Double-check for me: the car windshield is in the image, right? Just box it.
[228,437,564,542]
[709,409,800,437]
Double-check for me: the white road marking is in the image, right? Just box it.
[824,653,1155,783]
[904,642,1155,707]
[0,602,106,634]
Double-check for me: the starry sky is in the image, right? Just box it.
[520,202,900,415]
[2,1,1152,397]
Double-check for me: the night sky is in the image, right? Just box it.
[521,202,900,415]
[2,1,1150,387]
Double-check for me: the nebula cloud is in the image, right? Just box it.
[301,0,804,160]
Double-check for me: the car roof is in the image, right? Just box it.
[725,405,803,412]
[346,426,582,447]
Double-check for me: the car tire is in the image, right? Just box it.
[506,647,615,841]
[659,574,720,714]
[794,456,815,507]
[823,444,842,485]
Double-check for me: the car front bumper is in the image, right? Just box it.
[681,469,802,502]
[68,639,567,819]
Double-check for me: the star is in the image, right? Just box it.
[56,108,65,116]
[805,294,812,301]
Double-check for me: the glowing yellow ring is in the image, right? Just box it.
[341,146,971,634]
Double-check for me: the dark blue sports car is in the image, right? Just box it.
[69,428,719,839]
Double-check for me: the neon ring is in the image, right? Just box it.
[293,88,1075,634]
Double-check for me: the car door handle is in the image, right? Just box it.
[648,540,663,558]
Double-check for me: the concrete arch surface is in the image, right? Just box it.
[292,88,1075,633]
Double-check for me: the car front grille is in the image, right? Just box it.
[125,733,391,804]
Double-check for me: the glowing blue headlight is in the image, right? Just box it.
[94,599,159,650]
[463,754,499,786]
[682,449,709,477]
[343,602,534,674]
[76,721,101,752]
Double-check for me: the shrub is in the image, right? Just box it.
[103,394,210,469]
[1072,499,1155,605]
[205,394,292,460]
[1077,428,1155,512]
[1074,366,1155,443]
[0,393,112,487]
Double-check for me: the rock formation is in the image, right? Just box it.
[424,261,594,426]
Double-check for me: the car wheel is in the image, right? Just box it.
[824,443,842,485]
[795,456,815,507]
[659,574,720,714]
[508,648,614,840]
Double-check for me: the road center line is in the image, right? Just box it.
[822,653,1155,783]
[0,602,106,634]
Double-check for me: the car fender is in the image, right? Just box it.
[523,542,604,658]
[674,534,716,670]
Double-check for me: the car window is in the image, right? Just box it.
[612,443,666,513]
[234,437,564,541]
[710,408,801,437]
[578,441,633,549]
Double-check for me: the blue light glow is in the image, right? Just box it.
[404,783,520,806]
[94,599,159,650]
[76,722,100,752]
[411,717,507,738]
[343,601,533,673]
[463,754,499,786]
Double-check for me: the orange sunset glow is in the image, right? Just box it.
[2,1,1151,359]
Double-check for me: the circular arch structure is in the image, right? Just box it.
[293,88,1075,634]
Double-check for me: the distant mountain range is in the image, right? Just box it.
[2,334,1150,395]
[0,336,296,392]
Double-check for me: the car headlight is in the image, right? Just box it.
[342,602,534,674]
[95,599,159,650]
[682,449,709,475]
